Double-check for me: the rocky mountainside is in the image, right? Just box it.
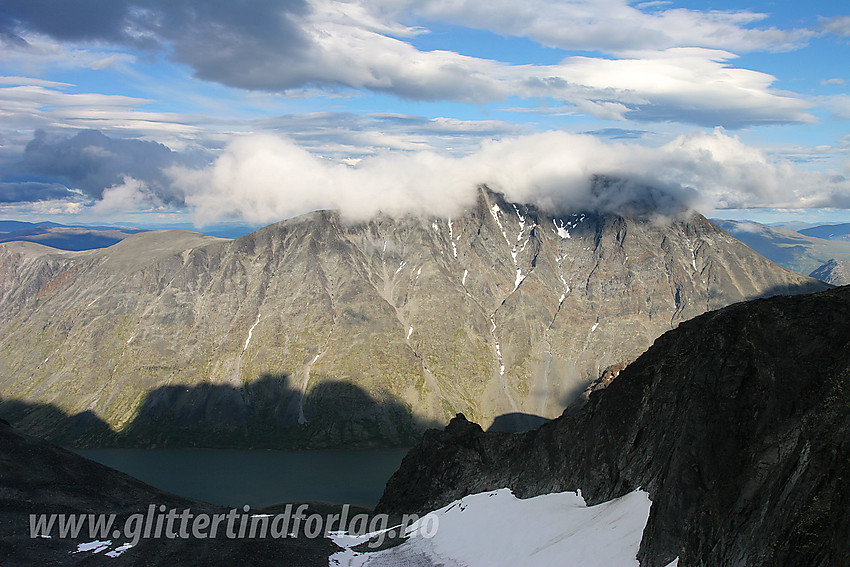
[0,187,827,448]
[810,258,850,286]
[377,285,850,567]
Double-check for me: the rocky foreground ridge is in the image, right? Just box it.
[0,418,334,566]
[0,186,827,448]
[377,285,850,566]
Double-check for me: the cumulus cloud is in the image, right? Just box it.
[0,0,815,127]
[169,129,850,226]
[173,134,481,224]
[3,129,202,203]
[89,176,161,215]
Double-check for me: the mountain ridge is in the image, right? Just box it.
[810,258,850,286]
[0,187,828,448]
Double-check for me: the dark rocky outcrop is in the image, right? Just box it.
[377,285,850,566]
[0,419,336,566]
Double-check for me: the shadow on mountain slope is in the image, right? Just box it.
[0,374,438,449]
[486,412,550,433]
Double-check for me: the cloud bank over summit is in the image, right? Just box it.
[3,125,847,226]
[168,129,848,225]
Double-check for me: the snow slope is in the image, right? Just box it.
[330,488,652,567]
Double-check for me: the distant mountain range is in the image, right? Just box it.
[711,219,850,278]
[0,220,261,250]
[798,222,850,241]
[0,188,826,449]
[0,220,146,251]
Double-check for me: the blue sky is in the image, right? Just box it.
[0,0,849,228]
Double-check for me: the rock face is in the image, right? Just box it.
[377,286,850,567]
[0,188,827,448]
[810,259,850,286]
[0,419,335,566]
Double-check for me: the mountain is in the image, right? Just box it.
[799,222,850,241]
[0,188,826,449]
[156,222,262,239]
[768,221,820,231]
[377,285,850,566]
[711,218,850,277]
[810,259,850,286]
[0,221,62,232]
[0,418,334,565]
[0,220,146,251]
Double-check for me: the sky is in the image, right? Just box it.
[1,0,849,230]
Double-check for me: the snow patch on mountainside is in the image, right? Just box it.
[330,488,652,567]
[242,313,261,354]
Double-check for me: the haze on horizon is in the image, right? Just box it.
[1,0,849,229]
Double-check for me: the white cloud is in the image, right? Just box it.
[820,16,850,38]
[0,76,71,87]
[824,95,850,120]
[253,112,526,158]
[170,129,850,226]
[400,0,812,53]
[514,48,814,126]
[0,196,87,218]
[0,1,816,127]
[0,83,203,144]
[0,31,134,74]
[90,176,160,215]
[210,2,814,125]
[174,134,482,224]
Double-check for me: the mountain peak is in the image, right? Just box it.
[0,198,828,449]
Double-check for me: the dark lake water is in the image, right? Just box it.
[75,448,409,509]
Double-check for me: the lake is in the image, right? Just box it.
[75,448,409,509]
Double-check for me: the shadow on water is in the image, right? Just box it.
[0,373,440,450]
